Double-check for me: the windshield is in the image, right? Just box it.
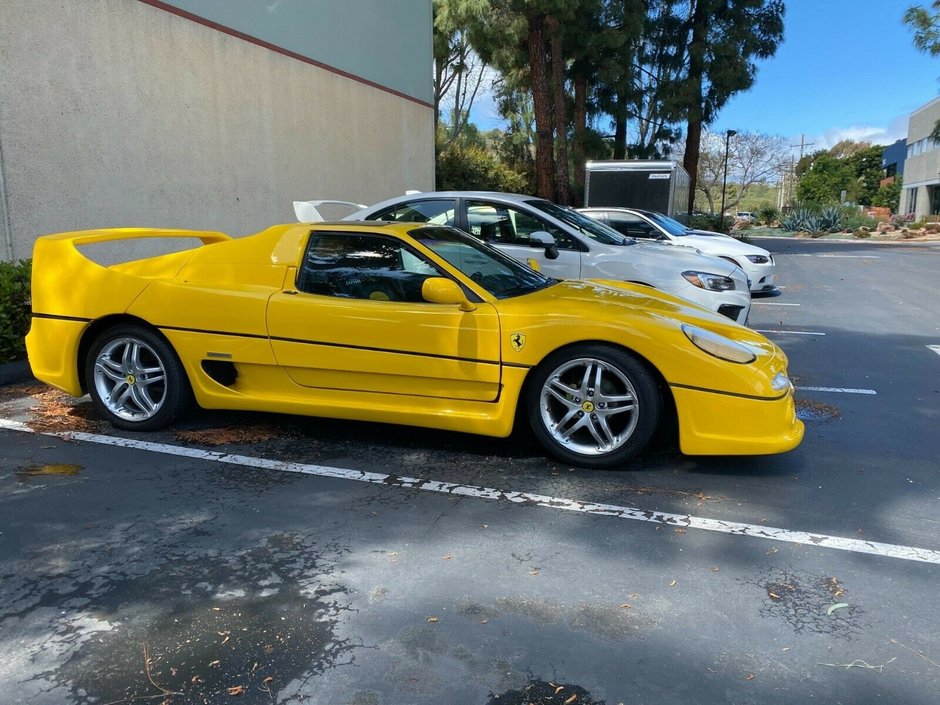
[526,200,634,246]
[645,212,692,237]
[409,226,556,299]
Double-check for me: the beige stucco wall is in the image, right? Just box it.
[902,97,940,219]
[0,0,434,260]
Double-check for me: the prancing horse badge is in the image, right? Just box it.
[510,333,526,352]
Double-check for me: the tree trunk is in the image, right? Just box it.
[683,0,708,214]
[572,70,588,206]
[613,92,628,159]
[527,10,555,200]
[547,16,570,205]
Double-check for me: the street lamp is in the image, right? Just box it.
[720,129,737,226]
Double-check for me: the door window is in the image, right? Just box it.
[297,232,441,302]
[371,199,457,226]
[465,201,576,249]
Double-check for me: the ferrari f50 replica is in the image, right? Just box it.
[26,222,803,468]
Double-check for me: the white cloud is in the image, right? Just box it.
[795,114,909,152]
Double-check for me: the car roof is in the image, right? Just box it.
[363,191,550,210]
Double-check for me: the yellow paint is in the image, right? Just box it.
[26,222,802,454]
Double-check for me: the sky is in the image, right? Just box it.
[470,0,940,154]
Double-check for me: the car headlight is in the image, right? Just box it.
[771,371,791,392]
[682,271,736,291]
[745,254,770,264]
[682,324,757,364]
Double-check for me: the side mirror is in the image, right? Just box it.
[422,277,476,311]
[529,231,559,260]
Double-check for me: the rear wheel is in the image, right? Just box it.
[527,345,661,469]
[84,325,190,430]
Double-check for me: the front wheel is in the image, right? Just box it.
[84,325,190,431]
[527,345,661,469]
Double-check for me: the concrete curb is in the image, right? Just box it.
[0,359,34,386]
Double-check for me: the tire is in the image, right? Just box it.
[84,325,190,431]
[527,345,661,469]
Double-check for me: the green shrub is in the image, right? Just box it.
[689,213,731,233]
[843,211,879,230]
[0,259,31,363]
[757,205,779,225]
[436,146,529,193]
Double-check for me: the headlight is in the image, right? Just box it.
[682,271,736,291]
[771,371,791,392]
[745,254,770,264]
[682,324,757,364]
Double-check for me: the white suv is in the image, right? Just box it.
[294,192,752,325]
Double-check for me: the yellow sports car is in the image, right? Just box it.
[26,222,803,468]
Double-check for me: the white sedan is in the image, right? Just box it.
[580,207,777,294]
[294,192,753,325]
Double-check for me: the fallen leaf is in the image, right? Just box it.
[442,554,454,560]
[529,569,540,576]
[263,676,274,686]
[209,660,221,667]
[211,607,221,612]
[427,616,439,623]
[619,603,632,609]
[674,528,686,534]
[710,567,720,572]
[227,685,245,696]
[565,694,578,704]
[669,580,677,587]
[769,592,781,600]
[555,686,564,694]
[630,593,639,599]
[826,602,849,616]
[745,674,755,681]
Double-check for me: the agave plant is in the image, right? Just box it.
[818,206,844,233]
[781,208,820,233]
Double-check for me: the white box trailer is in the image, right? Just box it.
[584,160,691,223]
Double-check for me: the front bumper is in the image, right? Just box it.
[671,385,804,455]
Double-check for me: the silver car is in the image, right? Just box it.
[294,192,752,325]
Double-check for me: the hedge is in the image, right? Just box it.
[0,259,31,363]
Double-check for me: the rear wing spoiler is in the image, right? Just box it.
[37,227,231,247]
[293,200,366,223]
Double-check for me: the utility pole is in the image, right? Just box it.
[786,134,815,208]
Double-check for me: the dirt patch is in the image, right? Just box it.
[795,399,841,422]
[27,387,101,432]
[174,424,288,447]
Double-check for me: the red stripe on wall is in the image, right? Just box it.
[135,0,433,109]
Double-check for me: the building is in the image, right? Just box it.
[0,0,434,261]
[882,138,906,182]
[900,96,940,220]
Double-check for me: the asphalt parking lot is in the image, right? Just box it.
[1,237,939,704]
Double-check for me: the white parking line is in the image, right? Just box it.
[0,418,935,565]
[928,345,940,357]
[795,386,877,395]
[786,254,880,259]
[755,330,825,336]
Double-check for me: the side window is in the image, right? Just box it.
[607,213,656,239]
[297,232,441,303]
[466,201,576,249]
[371,199,457,226]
